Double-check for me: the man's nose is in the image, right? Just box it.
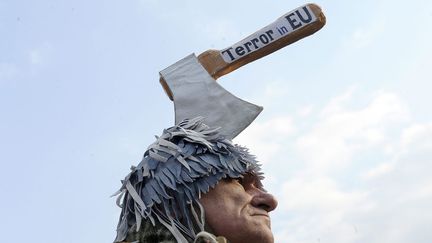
[250,190,278,212]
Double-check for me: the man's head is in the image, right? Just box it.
[200,174,278,243]
[114,117,277,243]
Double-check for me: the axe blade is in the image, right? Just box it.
[159,4,326,139]
[160,54,262,139]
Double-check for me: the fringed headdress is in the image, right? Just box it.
[113,117,263,242]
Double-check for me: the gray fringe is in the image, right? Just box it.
[113,117,263,242]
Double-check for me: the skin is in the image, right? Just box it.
[199,174,278,243]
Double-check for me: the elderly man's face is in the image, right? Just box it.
[199,174,278,243]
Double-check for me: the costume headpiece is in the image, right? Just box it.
[113,117,263,242]
[113,4,325,242]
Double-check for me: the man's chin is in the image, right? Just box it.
[249,224,274,243]
[253,230,274,243]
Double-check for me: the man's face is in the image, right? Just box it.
[199,174,278,243]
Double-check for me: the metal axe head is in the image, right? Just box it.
[160,3,326,139]
[160,54,262,139]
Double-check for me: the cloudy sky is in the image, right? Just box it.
[1,0,432,242]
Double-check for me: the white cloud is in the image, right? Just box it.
[362,162,394,179]
[295,90,410,171]
[235,116,295,163]
[400,122,432,151]
[297,105,314,117]
[271,88,432,243]
[362,122,432,180]
[355,143,432,243]
[274,175,372,243]
[281,176,370,213]
[320,86,357,116]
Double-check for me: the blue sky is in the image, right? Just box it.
[1,1,432,242]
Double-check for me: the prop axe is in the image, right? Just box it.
[160,3,326,139]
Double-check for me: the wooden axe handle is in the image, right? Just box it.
[160,3,326,100]
[198,3,326,79]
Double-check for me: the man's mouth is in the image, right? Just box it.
[251,211,270,218]
[251,213,271,227]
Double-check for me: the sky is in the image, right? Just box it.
[1,0,432,242]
